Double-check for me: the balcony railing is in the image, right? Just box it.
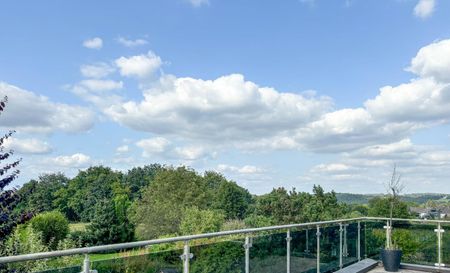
[0,217,448,273]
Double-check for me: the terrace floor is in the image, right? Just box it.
[368,266,428,273]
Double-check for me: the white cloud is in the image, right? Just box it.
[187,0,209,7]
[80,79,123,91]
[80,63,115,78]
[116,145,129,153]
[115,51,162,78]
[136,137,170,157]
[174,146,208,161]
[414,0,435,19]
[48,153,92,168]
[117,37,148,47]
[4,137,52,154]
[83,37,103,49]
[217,164,265,174]
[104,74,332,146]
[408,39,450,83]
[0,82,95,134]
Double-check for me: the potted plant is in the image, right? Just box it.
[380,165,404,272]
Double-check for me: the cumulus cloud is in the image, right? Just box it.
[83,37,103,49]
[174,146,208,161]
[414,0,435,19]
[80,79,123,91]
[0,82,95,134]
[408,39,450,83]
[187,0,209,7]
[80,63,115,78]
[115,51,162,78]
[117,37,148,47]
[48,153,92,168]
[136,137,171,157]
[4,138,52,154]
[104,74,332,146]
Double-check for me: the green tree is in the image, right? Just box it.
[15,173,68,215]
[180,207,225,235]
[88,198,134,245]
[368,197,410,218]
[54,166,122,221]
[30,211,69,250]
[122,164,162,199]
[131,167,210,239]
[207,172,252,219]
[0,96,24,238]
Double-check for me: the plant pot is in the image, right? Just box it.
[380,249,402,272]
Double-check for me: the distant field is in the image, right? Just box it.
[69,222,89,232]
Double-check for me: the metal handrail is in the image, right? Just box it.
[0,217,364,264]
[0,216,448,265]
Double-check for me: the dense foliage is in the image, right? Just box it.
[0,96,24,238]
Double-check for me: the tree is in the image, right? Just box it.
[30,211,69,250]
[122,164,162,200]
[131,167,211,239]
[87,198,134,245]
[207,172,252,219]
[54,166,122,221]
[368,197,409,218]
[0,96,24,238]
[179,207,225,235]
[15,173,68,215]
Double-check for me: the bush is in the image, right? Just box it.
[30,211,69,249]
[180,207,225,235]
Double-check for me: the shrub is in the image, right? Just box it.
[30,211,69,249]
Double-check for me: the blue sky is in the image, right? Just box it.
[1,0,450,194]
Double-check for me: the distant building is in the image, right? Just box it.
[410,207,449,219]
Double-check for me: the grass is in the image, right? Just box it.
[69,222,89,232]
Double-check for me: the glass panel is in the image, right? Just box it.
[319,225,340,273]
[250,231,287,273]
[190,238,245,273]
[391,221,435,267]
[291,228,318,273]
[342,223,358,267]
[362,221,385,259]
[92,247,183,273]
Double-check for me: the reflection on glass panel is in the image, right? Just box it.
[250,232,287,273]
[190,239,245,273]
[291,228,318,273]
[391,222,435,266]
[362,221,385,259]
[319,225,340,273]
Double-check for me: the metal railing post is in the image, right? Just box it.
[287,229,292,273]
[81,254,90,273]
[180,241,193,273]
[384,220,391,249]
[357,221,361,261]
[339,223,343,269]
[434,223,445,268]
[244,235,252,273]
[316,225,321,273]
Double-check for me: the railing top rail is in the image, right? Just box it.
[0,217,363,264]
[1,216,449,264]
[364,216,450,224]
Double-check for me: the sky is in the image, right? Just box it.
[1,0,450,194]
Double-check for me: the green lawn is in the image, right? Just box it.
[69,222,89,232]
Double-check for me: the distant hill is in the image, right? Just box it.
[336,193,450,205]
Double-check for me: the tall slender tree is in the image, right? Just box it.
[0,96,24,238]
